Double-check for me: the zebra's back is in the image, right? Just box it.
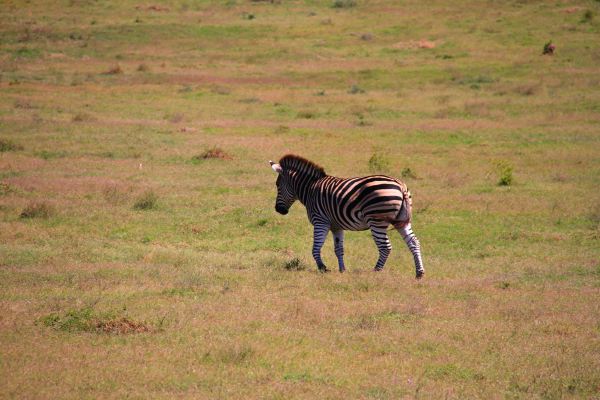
[309,175,410,231]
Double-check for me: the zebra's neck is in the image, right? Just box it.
[289,171,326,206]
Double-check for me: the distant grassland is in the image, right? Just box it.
[1,0,599,398]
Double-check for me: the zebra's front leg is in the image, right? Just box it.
[369,224,392,271]
[397,223,424,279]
[312,223,330,272]
[333,230,345,273]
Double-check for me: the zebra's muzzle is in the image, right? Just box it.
[275,205,288,215]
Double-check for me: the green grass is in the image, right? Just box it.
[1,0,599,398]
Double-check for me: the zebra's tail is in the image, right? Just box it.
[393,184,412,227]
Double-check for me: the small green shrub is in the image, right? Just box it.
[133,190,158,210]
[0,139,23,152]
[355,114,372,126]
[40,307,95,332]
[20,201,53,219]
[39,307,150,334]
[581,10,594,23]
[496,161,514,186]
[368,152,390,173]
[297,110,316,119]
[283,257,306,271]
[332,0,356,8]
[401,167,417,179]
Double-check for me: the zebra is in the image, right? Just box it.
[269,154,424,278]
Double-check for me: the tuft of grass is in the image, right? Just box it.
[0,138,24,152]
[514,84,538,96]
[348,84,365,94]
[167,113,184,123]
[136,63,149,72]
[332,0,356,8]
[401,167,417,179]
[102,64,122,75]
[192,147,232,162]
[455,75,496,89]
[39,307,96,333]
[297,110,317,119]
[283,257,306,271]
[20,201,54,219]
[496,161,514,186]
[581,10,594,23]
[103,185,128,204]
[274,125,290,134]
[368,152,390,173]
[425,363,483,381]
[72,112,95,122]
[133,190,158,210]
[14,99,33,109]
[35,150,68,160]
[239,97,259,103]
[39,307,150,334]
[0,182,12,195]
[498,281,511,289]
[587,204,600,229]
[355,114,372,126]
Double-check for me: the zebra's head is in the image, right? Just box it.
[270,160,296,215]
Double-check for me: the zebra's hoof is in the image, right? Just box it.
[416,270,425,279]
[339,268,345,273]
[373,267,383,272]
[318,266,329,273]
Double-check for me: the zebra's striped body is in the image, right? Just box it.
[270,155,424,278]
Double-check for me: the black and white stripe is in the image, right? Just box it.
[270,155,424,278]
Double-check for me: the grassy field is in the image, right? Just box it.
[1,0,600,398]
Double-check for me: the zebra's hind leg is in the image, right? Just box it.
[332,230,345,272]
[312,223,330,272]
[369,222,392,271]
[396,223,424,279]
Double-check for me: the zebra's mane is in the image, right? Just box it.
[279,154,326,179]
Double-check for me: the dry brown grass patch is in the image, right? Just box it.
[14,99,34,109]
[20,201,54,219]
[193,147,233,161]
[72,112,96,122]
[96,318,151,334]
[102,64,123,75]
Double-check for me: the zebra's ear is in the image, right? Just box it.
[269,160,283,174]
